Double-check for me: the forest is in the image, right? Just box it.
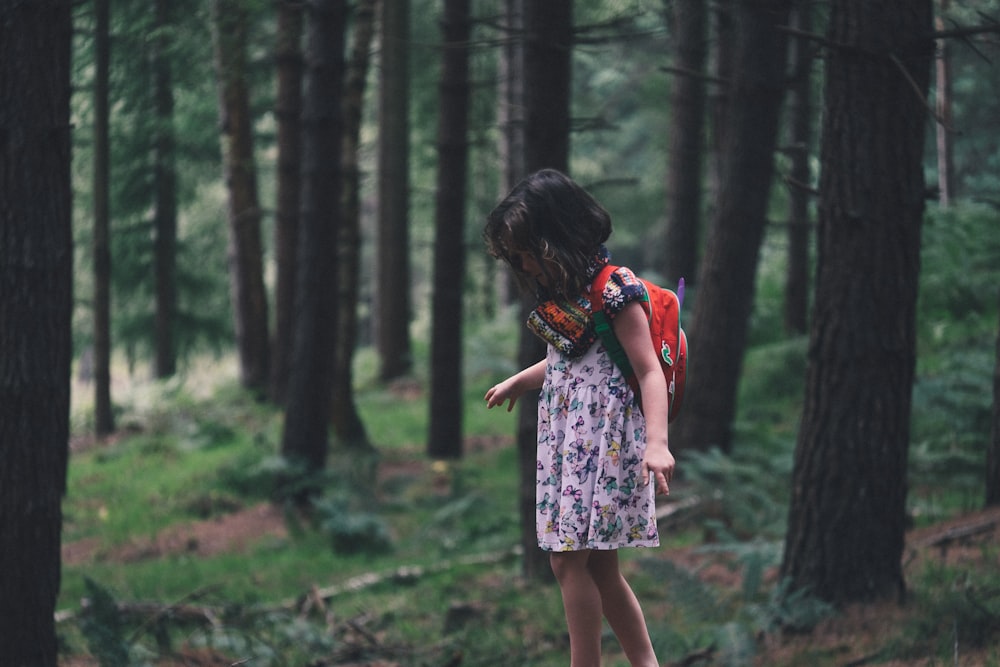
[2,0,1000,665]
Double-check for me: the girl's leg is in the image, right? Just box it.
[550,550,603,667]
[587,550,659,667]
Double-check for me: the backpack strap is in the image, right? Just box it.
[588,264,639,393]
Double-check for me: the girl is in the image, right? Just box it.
[484,169,674,667]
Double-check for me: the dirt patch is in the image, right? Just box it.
[62,503,287,566]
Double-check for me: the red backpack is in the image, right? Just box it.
[588,264,688,422]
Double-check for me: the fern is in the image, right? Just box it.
[79,578,129,667]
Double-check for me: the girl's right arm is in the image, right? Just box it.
[485,358,547,412]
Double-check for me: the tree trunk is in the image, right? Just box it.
[781,0,934,606]
[935,0,955,206]
[663,0,708,288]
[376,0,413,382]
[515,0,573,581]
[985,287,1000,506]
[93,0,115,436]
[428,0,472,461]
[280,0,347,483]
[0,2,73,663]
[271,0,304,405]
[783,2,814,336]
[212,0,270,396]
[670,0,793,454]
[152,0,178,379]
[706,1,736,219]
[333,0,376,453]
[494,0,525,310]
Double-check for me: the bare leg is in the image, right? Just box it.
[587,550,658,667]
[550,551,603,667]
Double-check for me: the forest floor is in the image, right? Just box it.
[61,437,1000,667]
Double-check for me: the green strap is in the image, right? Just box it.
[592,310,634,379]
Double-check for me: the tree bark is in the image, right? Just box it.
[212,0,270,395]
[271,0,304,405]
[663,0,708,288]
[670,0,793,454]
[280,0,347,482]
[494,0,524,310]
[376,0,414,382]
[333,0,376,452]
[515,0,573,581]
[986,287,1000,506]
[0,1,73,662]
[93,0,115,436]
[428,0,472,460]
[935,0,955,206]
[783,2,814,336]
[781,0,934,605]
[152,0,178,379]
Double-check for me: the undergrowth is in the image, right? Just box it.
[59,205,999,665]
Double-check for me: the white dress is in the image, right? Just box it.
[535,339,659,552]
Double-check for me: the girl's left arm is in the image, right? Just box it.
[612,301,675,495]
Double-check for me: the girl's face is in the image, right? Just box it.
[511,250,549,286]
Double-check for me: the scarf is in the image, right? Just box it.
[525,247,610,358]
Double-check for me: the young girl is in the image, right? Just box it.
[484,169,674,667]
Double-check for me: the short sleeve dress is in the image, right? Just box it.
[528,257,659,552]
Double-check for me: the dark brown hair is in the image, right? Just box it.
[484,169,611,297]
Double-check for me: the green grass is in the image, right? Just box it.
[59,204,1000,665]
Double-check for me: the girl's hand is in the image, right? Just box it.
[642,442,675,496]
[485,359,547,412]
[485,376,521,412]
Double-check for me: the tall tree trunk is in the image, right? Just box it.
[670,0,793,453]
[0,1,73,662]
[212,0,270,395]
[935,0,955,206]
[984,287,1000,506]
[333,0,376,453]
[376,0,413,382]
[271,0,304,405]
[428,0,472,461]
[494,0,525,310]
[663,0,708,288]
[781,0,934,605]
[281,0,347,484]
[515,0,573,581]
[93,0,115,436]
[783,2,814,336]
[706,0,736,219]
[152,0,178,379]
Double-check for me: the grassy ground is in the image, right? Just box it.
[58,345,1000,666]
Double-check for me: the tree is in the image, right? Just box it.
[280,0,348,484]
[781,0,934,605]
[985,287,1000,506]
[333,0,376,453]
[93,0,115,436]
[271,0,305,405]
[935,0,955,206]
[662,0,708,287]
[670,0,793,453]
[783,3,815,336]
[0,1,73,662]
[428,0,472,460]
[514,0,573,581]
[212,0,270,395]
[376,0,414,382]
[152,0,179,379]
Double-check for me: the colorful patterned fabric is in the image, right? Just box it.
[526,247,647,358]
[536,339,659,551]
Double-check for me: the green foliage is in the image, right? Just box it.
[79,578,129,667]
[886,558,1000,662]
